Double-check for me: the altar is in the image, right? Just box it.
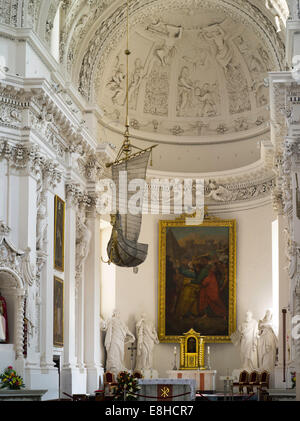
[137,379,196,401]
[166,370,217,393]
[0,389,48,401]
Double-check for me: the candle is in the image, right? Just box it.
[174,346,177,355]
[207,346,210,354]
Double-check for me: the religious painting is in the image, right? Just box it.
[53,277,64,347]
[54,195,65,272]
[158,214,236,343]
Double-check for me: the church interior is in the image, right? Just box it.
[0,0,299,402]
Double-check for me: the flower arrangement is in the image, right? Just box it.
[0,366,25,390]
[291,371,296,389]
[114,371,140,401]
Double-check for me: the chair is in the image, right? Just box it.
[258,371,270,389]
[73,394,88,401]
[104,371,118,396]
[247,370,259,394]
[133,370,143,379]
[233,370,249,394]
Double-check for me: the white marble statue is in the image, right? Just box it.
[135,313,159,371]
[257,309,278,371]
[101,310,135,374]
[231,311,258,370]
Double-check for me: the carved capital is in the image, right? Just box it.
[43,160,62,189]
[78,153,105,182]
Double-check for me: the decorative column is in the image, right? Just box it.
[39,162,62,370]
[61,184,80,395]
[75,196,91,372]
[84,193,104,393]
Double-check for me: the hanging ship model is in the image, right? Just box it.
[104,1,157,268]
[105,120,156,268]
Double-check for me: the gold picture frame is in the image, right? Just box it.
[158,213,236,343]
[54,195,65,272]
[53,276,64,347]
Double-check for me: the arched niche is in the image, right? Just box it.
[0,268,25,361]
[0,221,34,366]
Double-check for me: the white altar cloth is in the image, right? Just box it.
[166,370,216,392]
[137,378,196,401]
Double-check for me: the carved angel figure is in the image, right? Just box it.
[206,180,233,202]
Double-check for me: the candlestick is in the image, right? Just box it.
[173,346,178,370]
[206,345,211,370]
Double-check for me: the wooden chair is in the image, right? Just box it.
[247,370,259,394]
[258,371,270,389]
[233,370,249,394]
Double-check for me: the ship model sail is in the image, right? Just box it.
[106,148,152,267]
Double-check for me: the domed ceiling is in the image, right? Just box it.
[73,0,285,172]
[92,2,282,145]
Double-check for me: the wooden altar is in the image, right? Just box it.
[166,369,217,393]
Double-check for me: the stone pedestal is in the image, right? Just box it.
[0,389,47,401]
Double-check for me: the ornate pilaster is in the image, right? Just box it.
[75,194,92,370]
[39,160,62,370]
[270,72,300,397]
[84,192,103,393]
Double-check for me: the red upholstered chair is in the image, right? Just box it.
[133,370,143,379]
[233,370,249,394]
[247,371,259,394]
[104,371,118,396]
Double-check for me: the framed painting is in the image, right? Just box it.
[54,195,65,272]
[158,213,236,343]
[53,277,64,347]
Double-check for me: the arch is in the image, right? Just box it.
[0,268,26,361]
[0,267,25,291]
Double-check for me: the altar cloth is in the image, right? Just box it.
[137,378,196,401]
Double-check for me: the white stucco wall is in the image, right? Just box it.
[101,201,274,389]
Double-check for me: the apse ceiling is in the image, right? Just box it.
[98,8,276,143]
[40,0,287,172]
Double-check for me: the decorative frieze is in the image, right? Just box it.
[0,140,63,187]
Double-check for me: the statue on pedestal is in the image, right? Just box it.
[135,313,159,371]
[0,293,8,343]
[257,309,278,371]
[231,311,258,370]
[101,310,135,374]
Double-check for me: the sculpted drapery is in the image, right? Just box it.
[102,310,135,374]
[135,314,159,370]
